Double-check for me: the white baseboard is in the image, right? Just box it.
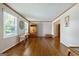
[0,40,23,54]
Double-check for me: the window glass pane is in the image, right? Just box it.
[3,11,17,38]
[24,22,28,34]
[6,14,14,33]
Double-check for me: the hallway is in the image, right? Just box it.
[3,37,68,56]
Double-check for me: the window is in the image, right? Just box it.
[3,11,17,38]
[24,22,28,34]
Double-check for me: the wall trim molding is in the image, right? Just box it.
[30,21,52,22]
[3,3,30,22]
[2,40,24,54]
[52,3,77,22]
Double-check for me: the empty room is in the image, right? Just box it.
[0,3,79,56]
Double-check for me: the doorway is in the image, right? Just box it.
[54,20,60,48]
[29,23,37,38]
[57,24,60,38]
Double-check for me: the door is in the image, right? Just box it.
[58,24,60,38]
[54,23,60,48]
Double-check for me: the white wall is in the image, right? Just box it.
[52,23,54,35]
[0,4,29,53]
[42,22,52,36]
[0,4,4,53]
[53,4,79,47]
[37,22,43,36]
[31,22,52,37]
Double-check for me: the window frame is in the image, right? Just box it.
[24,22,28,35]
[3,11,18,38]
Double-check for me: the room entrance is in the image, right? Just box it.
[54,20,60,48]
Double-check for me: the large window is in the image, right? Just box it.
[3,11,17,38]
[24,22,28,34]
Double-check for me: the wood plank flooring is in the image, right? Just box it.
[3,37,68,56]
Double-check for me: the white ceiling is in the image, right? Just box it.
[7,3,74,21]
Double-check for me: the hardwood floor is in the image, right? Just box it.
[3,37,68,56]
